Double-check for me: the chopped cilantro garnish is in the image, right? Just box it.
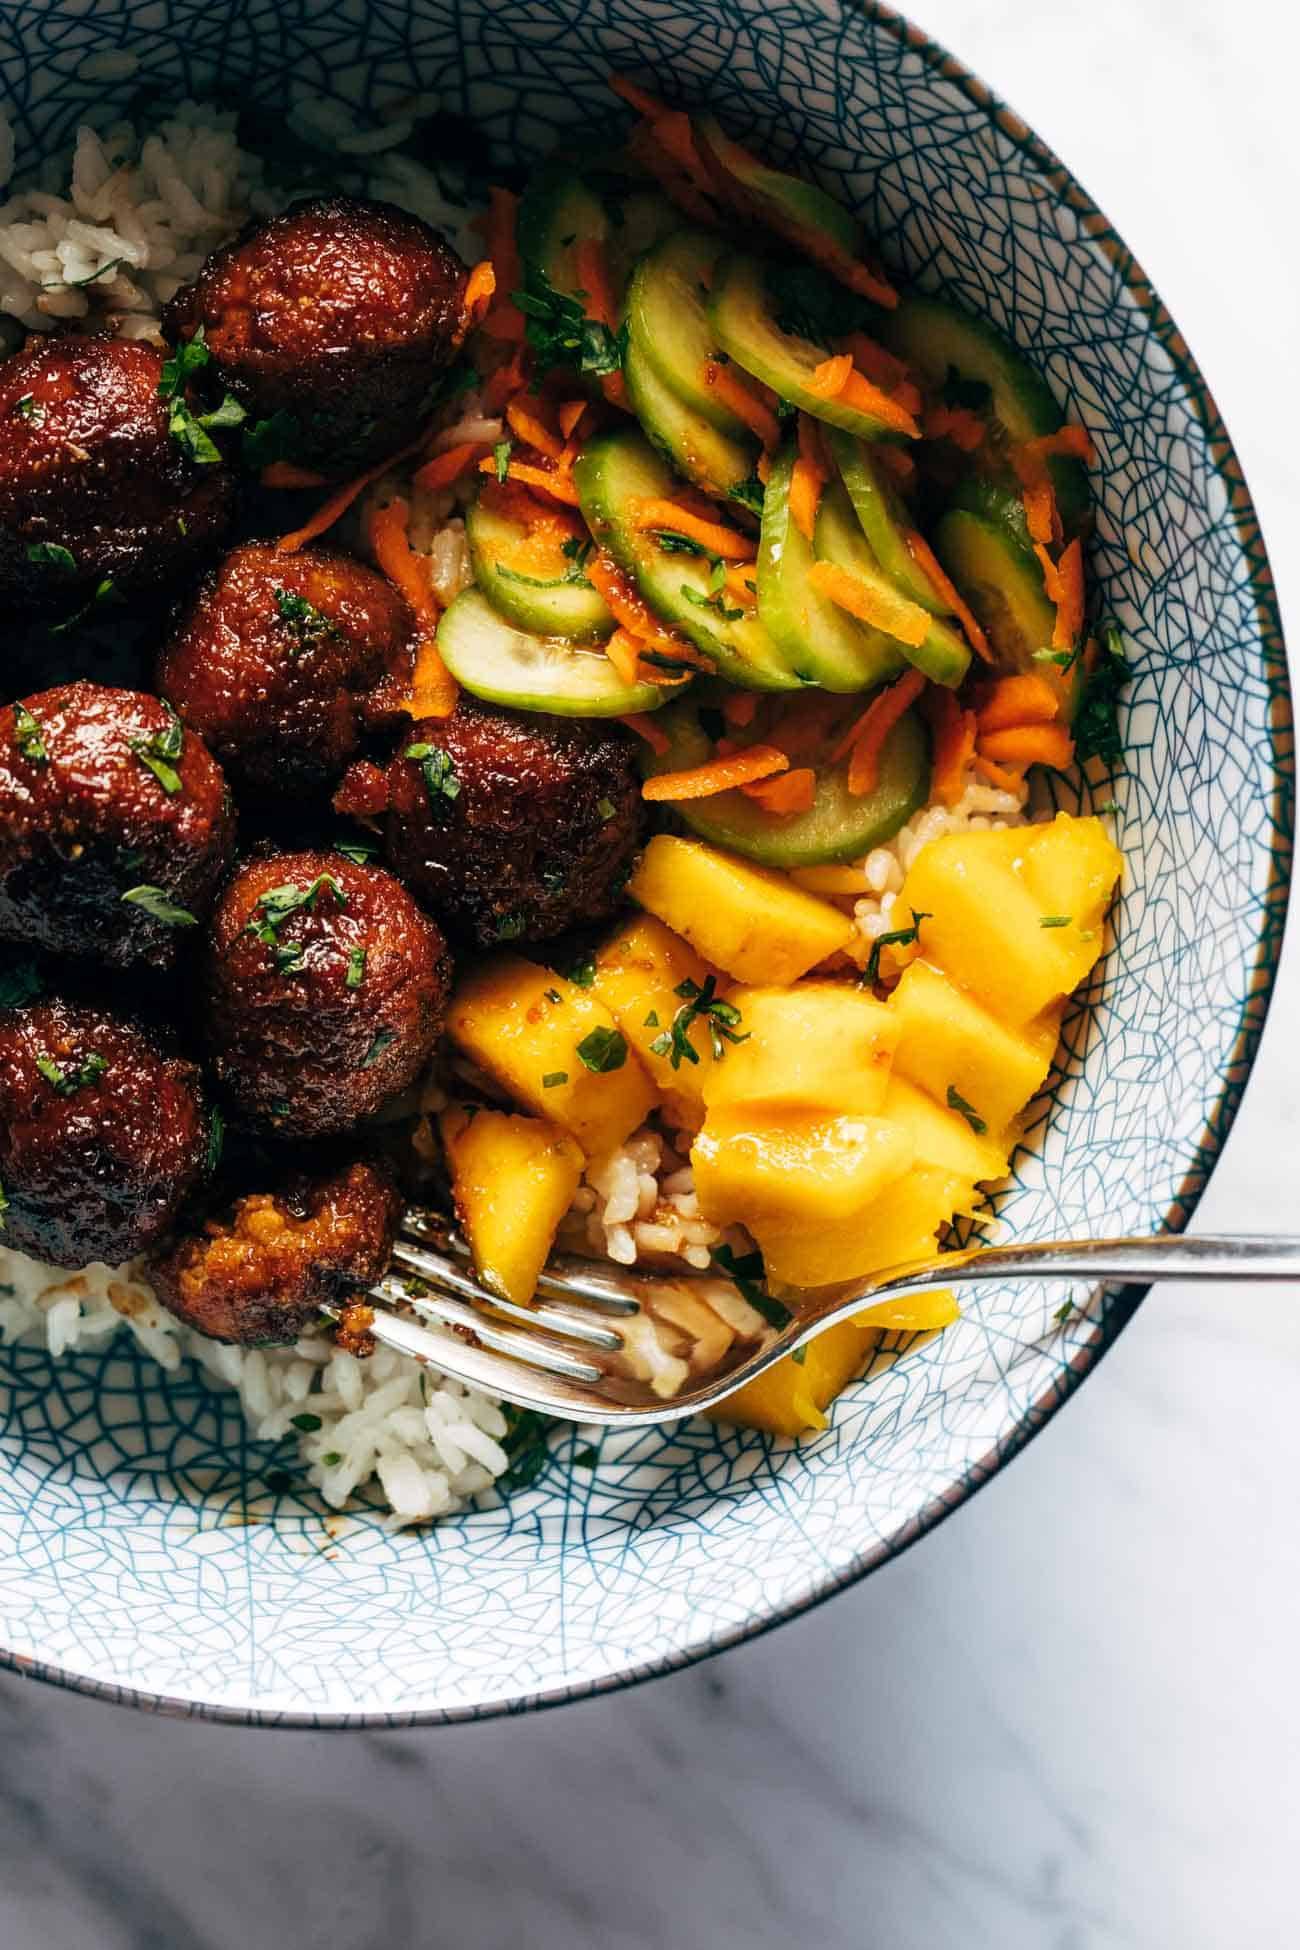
[334,837,378,865]
[120,885,198,928]
[12,703,46,764]
[14,394,42,424]
[596,796,616,821]
[649,976,748,1069]
[205,1106,224,1175]
[728,474,766,516]
[494,911,527,941]
[320,1451,343,1467]
[946,1085,987,1135]
[129,702,185,796]
[1039,915,1071,929]
[159,326,211,397]
[566,955,596,989]
[1033,646,1078,670]
[861,908,931,987]
[1095,799,1120,816]
[651,530,708,557]
[290,1412,323,1433]
[1053,1297,1076,1324]
[359,1027,396,1069]
[498,1403,552,1493]
[402,739,463,813]
[710,1243,791,1330]
[0,959,44,1008]
[158,325,245,464]
[26,541,76,574]
[512,267,628,379]
[242,408,301,470]
[575,1026,627,1073]
[245,873,347,963]
[492,437,512,482]
[644,1009,659,1028]
[560,536,593,569]
[542,1070,568,1089]
[47,575,117,638]
[1074,622,1129,766]
[272,585,339,653]
[35,1049,108,1095]
[766,259,878,346]
[345,948,367,991]
[682,583,743,623]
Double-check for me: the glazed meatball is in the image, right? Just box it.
[0,682,236,969]
[157,541,417,801]
[202,849,451,1138]
[162,195,469,475]
[148,1154,401,1345]
[0,335,234,614]
[366,696,644,948]
[0,995,211,1268]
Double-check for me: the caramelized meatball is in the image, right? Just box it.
[0,995,211,1267]
[148,1155,401,1345]
[202,849,451,1138]
[370,696,644,947]
[0,335,234,614]
[162,195,469,474]
[0,682,236,969]
[157,541,417,801]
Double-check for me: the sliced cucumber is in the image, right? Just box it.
[624,334,759,503]
[827,426,948,615]
[815,484,970,689]
[885,294,1089,534]
[640,697,930,867]
[932,501,1082,718]
[437,587,664,717]
[695,116,858,260]
[516,165,607,301]
[605,188,680,297]
[626,230,748,437]
[758,441,903,693]
[710,254,913,442]
[466,494,612,644]
[573,427,801,692]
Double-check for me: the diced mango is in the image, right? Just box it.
[891,958,1060,1140]
[440,1105,584,1306]
[848,1161,976,1276]
[1019,813,1123,992]
[445,955,657,1158]
[883,1073,1008,1186]
[628,834,855,985]
[692,1106,913,1287]
[899,835,1077,1025]
[591,914,718,1124]
[702,982,898,1117]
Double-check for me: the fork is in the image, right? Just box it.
[320,1216,1300,1426]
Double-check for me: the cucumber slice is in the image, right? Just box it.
[573,427,801,692]
[437,587,663,717]
[815,484,970,689]
[605,189,680,297]
[640,697,931,867]
[932,502,1082,718]
[624,334,759,503]
[516,165,607,300]
[758,441,904,693]
[885,294,1089,534]
[695,117,858,260]
[466,494,613,644]
[710,254,912,442]
[827,426,949,615]
[626,230,748,436]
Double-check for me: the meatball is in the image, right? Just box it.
[162,195,469,475]
[156,541,417,801]
[0,995,211,1268]
[371,696,644,947]
[0,334,234,614]
[0,682,236,969]
[148,1155,401,1345]
[202,849,451,1138]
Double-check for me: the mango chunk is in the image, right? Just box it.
[692,1106,913,1287]
[883,1073,1008,1186]
[445,955,657,1159]
[1018,813,1123,993]
[440,1106,584,1306]
[591,914,718,1123]
[628,834,855,985]
[702,981,898,1117]
[891,958,1060,1140]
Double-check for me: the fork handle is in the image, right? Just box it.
[866,1232,1300,1299]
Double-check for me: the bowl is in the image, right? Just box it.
[0,0,1289,1726]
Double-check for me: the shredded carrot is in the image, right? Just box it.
[843,670,928,796]
[756,448,772,485]
[902,529,992,664]
[586,552,706,666]
[625,118,719,225]
[807,353,853,398]
[769,690,844,762]
[412,441,490,493]
[1051,538,1084,649]
[788,456,824,543]
[878,446,915,485]
[1018,424,1096,466]
[605,629,644,687]
[642,744,789,802]
[608,73,672,120]
[977,673,1061,733]
[619,712,671,754]
[628,497,754,560]
[722,690,759,728]
[701,359,782,450]
[836,367,919,437]
[478,189,525,342]
[574,237,617,330]
[478,454,580,505]
[828,668,926,767]
[557,398,588,440]
[461,259,497,330]
[275,437,424,553]
[739,766,816,814]
[260,461,329,489]
[925,688,978,806]
[407,634,458,719]
[978,722,1075,770]
[368,498,457,718]
[808,559,930,648]
[720,563,758,610]
[1021,478,1057,545]
[505,397,564,462]
[972,753,1027,794]
[923,402,985,451]
[483,340,529,411]
[840,332,921,412]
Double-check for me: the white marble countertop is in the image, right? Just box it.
[3,2,1299,1944]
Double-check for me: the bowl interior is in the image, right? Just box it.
[0,0,1288,1723]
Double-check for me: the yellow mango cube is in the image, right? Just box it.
[884,1073,1007,1185]
[692,1106,914,1287]
[1020,813,1123,991]
[890,959,1060,1141]
[591,914,718,1123]
[899,834,1076,1025]
[628,834,855,985]
[848,1160,976,1276]
[440,1106,584,1306]
[445,955,657,1158]
[702,981,898,1117]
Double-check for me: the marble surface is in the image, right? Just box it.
[3,1,1299,1943]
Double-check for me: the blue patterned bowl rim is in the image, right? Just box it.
[1,0,1292,1726]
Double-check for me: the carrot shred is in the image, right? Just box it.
[260,461,329,489]
[739,766,816,814]
[972,753,1027,794]
[461,259,497,330]
[628,497,754,560]
[807,353,853,399]
[722,690,759,728]
[840,332,921,410]
[925,688,978,806]
[608,73,672,121]
[411,441,490,493]
[557,398,588,439]
[625,118,719,225]
[829,667,926,766]
[477,455,580,505]
[756,448,772,485]
[368,498,457,719]
[701,359,782,450]
[407,634,458,720]
[788,456,824,543]
[505,397,564,462]
[1051,538,1085,649]
[1021,478,1057,545]
[642,744,789,802]
[843,670,927,796]
[275,437,424,553]
[586,552,705,666]
[977,673,1061,733]
[478,189,525,342]
[619,712,671,754]
[574,237,618,329]
[806,355,918,436]
[923,402,985,451]
[901,529,992,664]
[978,722,1075,770]
[808,559,930,648]
[605,629,644,687]
[1019,424,1096,466]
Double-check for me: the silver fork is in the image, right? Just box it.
[322,1215,1300,1426]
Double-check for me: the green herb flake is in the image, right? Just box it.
[541,1070,568,1089]
[946,1085,987,1135]
[320,1451,343,1468]
[1095,799,1120,816]
[649,975,748,1070]
[359,1027,396,1070]
[334,837,378,865]
[729,474,765,516]
[566,955,596,989]
[1033,646,1078,670]
[47,575,118,638]
[512,267,628,380]
[345,947,367,991]
[544,988,562,1005]
[681,583,743,623]
[1053,1297,1075,1325]
[35,1049,107,1096]
[766,258,878,347]
[596,796,616,822]
[14,393,42,425]
[494,911,527,942]
[493,438,512,483]
[272,584,339,653]
[644,1009,659,1028]
[861,908,931,988]
[245,873,348,957]
[710,1243,792,1330]
[498,1402,552,1493]
[12,703,47,764]
[651,530,707,557]
[158,325,211,398]
[575,1026,628,1074]
[290,1412,323,1433]
[205,1105,225,1175]
[26,541,76,575]
[790,1345,808,1365]
[707,557,728,595]
[129,702,185,796]
[403,742,461,812]
[242,408,302,470]
[1074,622,1129,766]
[120,885,199,928]
[1039,914,1072,929]
[560,536,593,570]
